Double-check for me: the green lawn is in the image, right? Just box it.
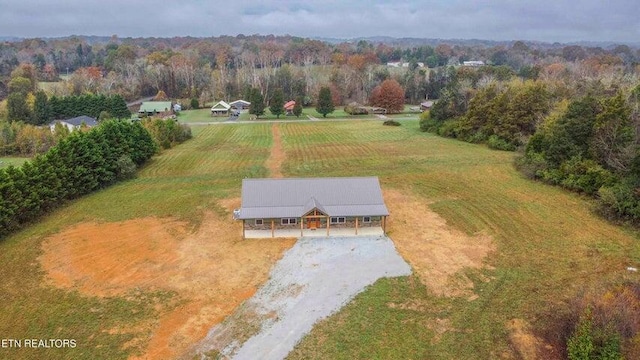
[1,120,639,359]
[0,124,272,359]
[0,157,29,168]
[176,106,228,123]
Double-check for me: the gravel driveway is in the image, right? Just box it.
[192,235,411,359]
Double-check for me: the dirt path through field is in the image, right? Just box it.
[39,198,296,359]
[265,123,285,178]
[384,189,495,297]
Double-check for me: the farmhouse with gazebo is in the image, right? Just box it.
[235,177,389,239]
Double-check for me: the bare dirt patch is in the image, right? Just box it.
[265,123,285,178]
[384,189,495,297]
[39,198,295,359]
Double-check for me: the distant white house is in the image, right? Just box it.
[386,62,425,68]
[173,103,182,112]
[420,101,435,111]
[463,61,485,67]
[49,115,98,132]
[211,101,231,116]
[230,99,251,110]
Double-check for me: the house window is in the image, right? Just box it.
[281,218,297,225]
[330,217,346,224]
[255,219,263,226]
[362,216,371,223]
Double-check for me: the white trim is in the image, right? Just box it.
[330,216,346,224]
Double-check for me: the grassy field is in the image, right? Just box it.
[0,157,29,168]
[0,124,272,359]
[1,120,639,359]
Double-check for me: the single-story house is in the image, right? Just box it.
[365,106,387,114]
[284,100,296,115]
[139,101,173,116]
[235,177,389,239]
[230,99,251,110]
[211,100,231,116]
[463,60,485,67]
[420,101,434,111]
[49,115,98,132]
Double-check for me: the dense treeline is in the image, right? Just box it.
[519,89,640,222]
[3,63,130,124]
[141,118,192,149]
[421,80,551,150]
[49,94,130,120]
[1,35,637,109]
[0,121,57,156]
[421,70,640,222]
[0,120,155,238]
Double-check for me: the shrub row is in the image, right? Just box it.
[0,120,156,238]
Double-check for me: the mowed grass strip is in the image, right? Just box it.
[2,120,639,359]
[0,157,29,168]
[0,124,272,359]
[279,120,640,359]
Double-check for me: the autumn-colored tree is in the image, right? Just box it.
[369,79,405,114]
[154,90,169,101]
[327,83,342,107]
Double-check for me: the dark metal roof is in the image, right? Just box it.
[238,177,389,219]
[61,115,98,127]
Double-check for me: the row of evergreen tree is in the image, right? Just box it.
[7,93,131,126]
[0,120,156,238]
[49,94,131,121]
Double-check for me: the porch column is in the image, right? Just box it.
[300,217,304,237]
[326,216,330,236]
[271,220,275,238]
[242,220,245,239]
[382,216,386,235]
[355,217,359,235]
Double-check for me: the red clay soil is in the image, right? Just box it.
[39,198,295,359]
[265,123,285,178]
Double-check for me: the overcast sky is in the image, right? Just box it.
[0,0,638,44]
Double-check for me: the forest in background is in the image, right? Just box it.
[0,34,638,107]
[1,34,640,359]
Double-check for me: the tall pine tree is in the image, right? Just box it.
[270,89,285,118]
[32,91,52,125]
[316,87,335,118]
[249,88,265,118]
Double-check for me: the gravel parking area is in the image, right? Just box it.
[192,235,411,359]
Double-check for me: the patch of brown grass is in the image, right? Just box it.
[39,198,296,359]
[384,188,495,297]
[506,319,547,360]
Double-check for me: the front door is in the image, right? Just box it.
[307,218,319,230]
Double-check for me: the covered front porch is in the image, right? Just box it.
[244,226,385,239]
